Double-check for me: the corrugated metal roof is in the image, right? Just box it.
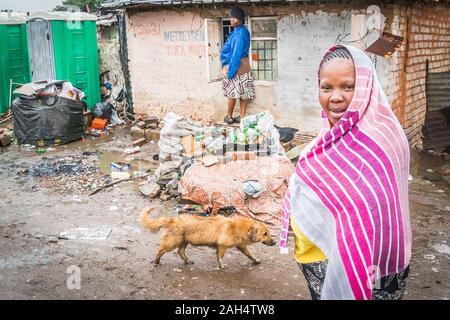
[27,11,97,21]
[422,71,450,152]
[427,72,450,112]
[0,11,28,24]
[101,0,330,9]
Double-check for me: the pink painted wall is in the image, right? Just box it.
[125,10,277,125]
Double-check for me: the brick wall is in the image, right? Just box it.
[384,2,450,148]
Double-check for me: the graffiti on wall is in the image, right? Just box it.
[133,22,161,36]
[163,29,205,57]
[163,30,204,42]
[132,21,206,57]
[163,43,206,57]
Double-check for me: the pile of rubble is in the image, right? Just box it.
[136,112,201,201]
[18,152,109,194]
[137,111,294,220]
[127,115,161,152]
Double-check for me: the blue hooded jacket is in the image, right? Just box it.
[220,24,250,79]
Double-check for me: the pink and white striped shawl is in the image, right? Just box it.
[279,45,412,300]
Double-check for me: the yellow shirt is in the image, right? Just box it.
[291,216,327,264]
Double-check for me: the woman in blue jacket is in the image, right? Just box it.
[221,7,255,124]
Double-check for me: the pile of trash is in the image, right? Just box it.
[146,111,285,202]
[18,152,109,194]
[193,111,285,157]
[12,80,86,147]
[137,111,293,225]
[87,101,125,135]
[14,79,85,102]
[134,111,316,226]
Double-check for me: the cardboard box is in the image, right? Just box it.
[181,135,202,157]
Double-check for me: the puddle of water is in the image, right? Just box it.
[411,149,448,176]
[410,148,450,190]
[97,149,158,176]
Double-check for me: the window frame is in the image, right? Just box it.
[205,18,223,82]
[248,16,278,84]
[221,18,233,46]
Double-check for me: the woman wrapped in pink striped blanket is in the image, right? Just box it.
[279,45,411,300]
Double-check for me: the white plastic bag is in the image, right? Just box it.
[246,128,260,143]
[255,111,274,133]
[161,112,194,137]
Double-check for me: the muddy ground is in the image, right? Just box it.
[0,125,448,300]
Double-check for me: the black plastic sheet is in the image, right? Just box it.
[92,102,114,120]
[11,95,85,146]
[274,125,299,143]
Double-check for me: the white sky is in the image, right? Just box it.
[0,0,64,12]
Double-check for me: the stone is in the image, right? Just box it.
[145,129,160,141]
[111,171,131,180]
[147,122,159,129]
[137,121,147,129]
[423,172,443,182]
[130,126,146,140]
[132,137,147,147]
[123,146,140,155]
[139,182,161,198]
[0,134,12,147]
[144,116,159,124]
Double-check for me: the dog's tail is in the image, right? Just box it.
[139,206,172,233]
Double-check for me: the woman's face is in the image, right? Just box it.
[319,58,355,126]
[230,17,241,27]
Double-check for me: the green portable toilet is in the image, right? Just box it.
[0,14,31,114]
[26,11,100,109]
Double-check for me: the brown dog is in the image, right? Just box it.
[140,206,276,268]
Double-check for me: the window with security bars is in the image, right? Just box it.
[250,18,277,81]
[221,19,234,45]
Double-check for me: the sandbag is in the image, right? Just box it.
[274,125,299,143]
[179,156,294,229]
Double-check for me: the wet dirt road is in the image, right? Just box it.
[0,126,448,300]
